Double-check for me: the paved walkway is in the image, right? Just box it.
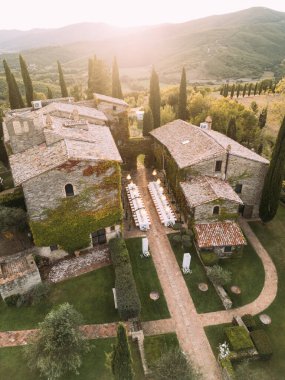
[199,218,278,326]
[0,319,174,347]
[136,168,222,380]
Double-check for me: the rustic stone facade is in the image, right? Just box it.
[23,161,119,220]
[0,253,41,300]
[194,200,239,223]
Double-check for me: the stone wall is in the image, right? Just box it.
[194,200,239,223]
[23,160,119,220]
[4,116,45,154]
[0,253,41,300]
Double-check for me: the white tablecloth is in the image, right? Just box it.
[148,181,176,227]
[126,183,151,231]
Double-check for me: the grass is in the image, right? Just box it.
[0,338,145,380]
[144,333,180,368]
[125,238,170,321]
[0,266,119,331]
[168,234,265,313]
[221,243,265,308]
[168,234,223,313]
[205,206,285,379]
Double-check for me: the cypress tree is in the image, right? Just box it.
[253,83,258,96]
[258,82,263,95]
[177,67,187,120]
[259,116,285,222]
[247,83,253,97]
[111,323,133,380]
[142,107,154,136]
[223,84,229,98]
[19,55,34,106]
[227,117,237,140]
[47,87,53,99]
[236,84,241,98]
[3,59,24,109]
[93,56,110,95]
[219,85,224,96]
[242,83,247,97]
[230,84,235,98]
[87,58,94,99]
[0,108,8,165]
[149,67,161,129]
[112,57,123,99]
[258,107,268,129]
[57,60,68,97]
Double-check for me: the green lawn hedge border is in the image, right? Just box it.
[250,330,273,360]
[224,326,254,352]
[109,238,141,320]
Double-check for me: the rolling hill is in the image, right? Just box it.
[1,7,285,85]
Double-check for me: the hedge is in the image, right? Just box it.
[200,251,219,266]
[241,314,256,331]
[219,357,235,379]
[109,238,141,320]
[250,330,273,360]
[225,326,254,352]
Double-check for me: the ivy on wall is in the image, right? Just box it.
[30,162,122,253]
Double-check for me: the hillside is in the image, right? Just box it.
[1,7,285,84]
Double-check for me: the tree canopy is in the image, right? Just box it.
[177,67,187,120]
[143,107,154,136]
[57,61,68,97]
[112,57,123,99]
[19,55,34,106]
[3,59,25,109]
[149,67,161,129]
[110,323,133,380]
[24,303,89,380]
[259,116,285,222]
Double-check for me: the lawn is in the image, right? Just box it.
[0,338,145,380]
[144,333,179,368]
[221,242,265,308]
[168,234,223,313]
[126,238,170,321]
[0,266,119,331]
[205,206,285,380]
[168,234,265,313]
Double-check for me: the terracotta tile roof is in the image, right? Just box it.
[150,120,269,168]
[180,176,243,207]
[194,221,247,248]
[94,93,129,107]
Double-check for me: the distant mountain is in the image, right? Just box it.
[1,7,285,82]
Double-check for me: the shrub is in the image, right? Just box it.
[241,314,256,331]
[207,265,232,286]
[200,251,219,266]
[29,283,51,305]
[224,326,254,352]
[250,330,273,360]
[171,234,182,245]
[219,357,235,378]
[110,238,141,320]
[5,293,21,306]
[181,235,192,248]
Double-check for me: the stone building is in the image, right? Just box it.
[150,120,269,219]
[3,101,123,255]
[150,119,269,256]
[0,253,41,300]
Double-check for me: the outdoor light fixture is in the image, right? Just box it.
[152,169,157,176]
[126,174,131,180]
[156,178,161,185]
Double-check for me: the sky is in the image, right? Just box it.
[3,0,285,30]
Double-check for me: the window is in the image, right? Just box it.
[110,225,115,231]
[91,229,106,245]
[113,105,117,111]
[50,245,58,251]
[235,184,243,194]
[224,246,232,253]
[213,206,220,215]
[65,184,74,197]
[215,160,222,172]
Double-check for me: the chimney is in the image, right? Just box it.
[45,114,53,129]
